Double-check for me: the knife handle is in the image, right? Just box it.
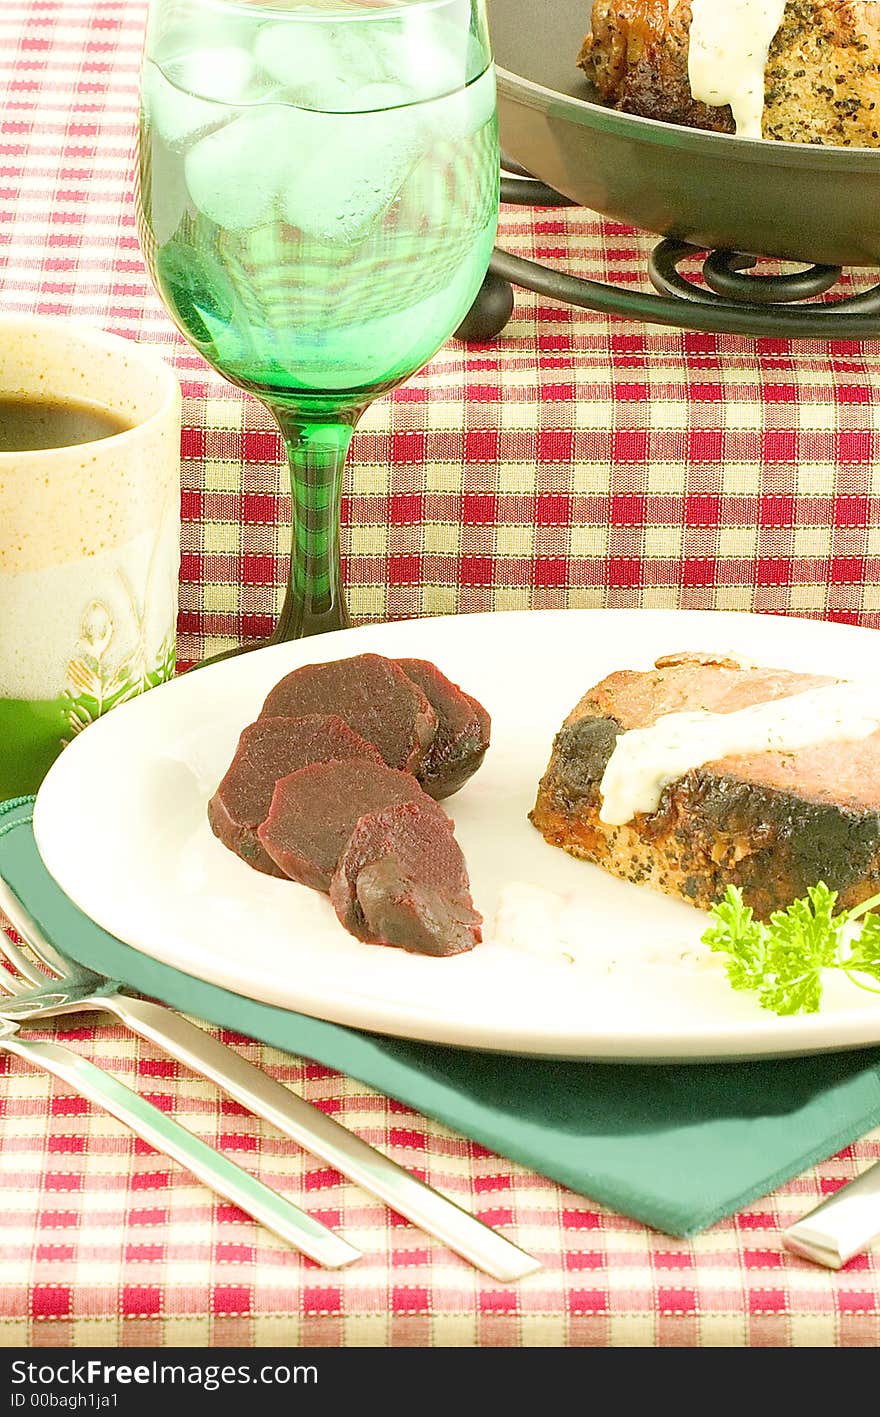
[783,1161,880,1269]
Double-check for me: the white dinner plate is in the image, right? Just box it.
[33,607,880,1061]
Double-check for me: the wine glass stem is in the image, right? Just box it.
[268,407,358,642]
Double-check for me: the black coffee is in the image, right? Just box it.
[0,395,132,452]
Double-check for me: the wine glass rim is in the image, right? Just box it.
[190,0,464,20]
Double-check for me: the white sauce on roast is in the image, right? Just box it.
[688,0,787,139]
[599,680,880,826]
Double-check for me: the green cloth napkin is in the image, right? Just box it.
[2,796,880,1238]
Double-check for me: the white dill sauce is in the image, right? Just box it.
[687,0,788,138]
[599,680,880,826]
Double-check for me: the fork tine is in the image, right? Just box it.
[0,918,51,986]
[0,879,63,981]
[0,958,29,996]
[0,931,48,988]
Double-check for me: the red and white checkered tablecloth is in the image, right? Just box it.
[2,0,880,1348]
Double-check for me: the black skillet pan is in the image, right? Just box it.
[476,0,880,337]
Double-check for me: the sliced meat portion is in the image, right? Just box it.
[396,658,491,799]
[208,715,382,876]
[574,657,834,731]
[257,758,437,891]
[260,653,437,773]
[531,654,880,919]
[330,800,481,956]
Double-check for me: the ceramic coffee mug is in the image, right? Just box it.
[0,317,181,800]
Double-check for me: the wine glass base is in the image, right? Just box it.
[187,639,271,672]
[190,602,352,672]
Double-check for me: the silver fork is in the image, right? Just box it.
[0,878,540,1282]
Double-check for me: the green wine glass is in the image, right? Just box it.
[137,0,499,646]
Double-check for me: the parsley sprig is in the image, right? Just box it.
[702,883,880,1016]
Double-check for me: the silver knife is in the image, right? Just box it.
[0,879,540,1282]
[0,1018,359,1268]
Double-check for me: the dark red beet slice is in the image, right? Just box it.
[208,715,382,876]
[396,658,491,799]
[330,800,481,956]
[257,758,437,892]
[260,654,436,773]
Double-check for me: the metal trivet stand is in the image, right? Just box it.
[457,161,880,342]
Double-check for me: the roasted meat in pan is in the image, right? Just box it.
[579,0,880,146]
